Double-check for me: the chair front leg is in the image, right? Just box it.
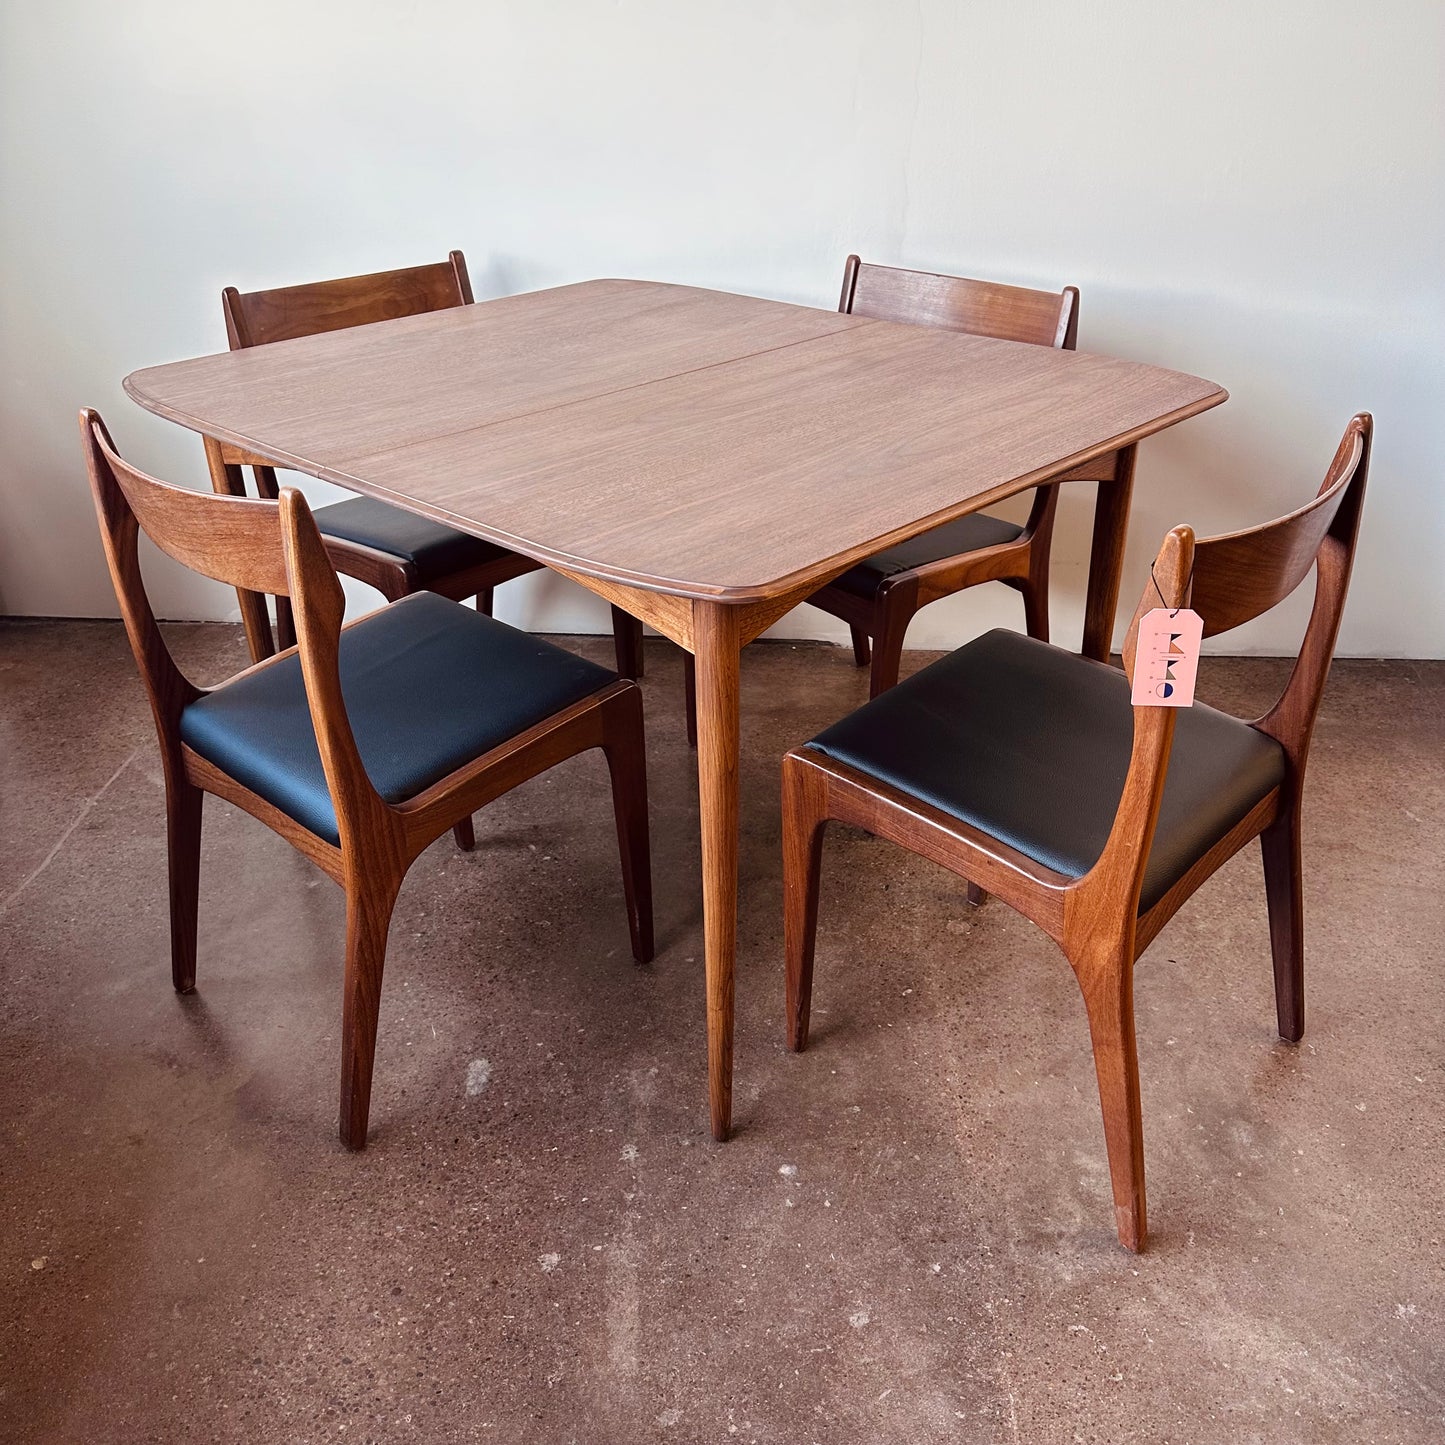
[600,686,654,963]
[1071,943,1148,1252]
[1020,581,1050,643]
[782,752,830,1051]
[451,818,476,852]
[868,579,918,698]
[166,769,205,994]
[339,870,403,1150]
[1260,802,1305,1042]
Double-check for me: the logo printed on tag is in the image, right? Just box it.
[1131,608,1203,708]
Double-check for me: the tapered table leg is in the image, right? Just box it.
[692,600,742,1141]
[1081,443,1139,663]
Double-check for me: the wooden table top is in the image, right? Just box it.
[125,279,1226,603]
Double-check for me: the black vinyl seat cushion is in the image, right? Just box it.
[315,496,513,582]
[830,513,1026,600]
[806,630,1286,913]
[180,592,615,847]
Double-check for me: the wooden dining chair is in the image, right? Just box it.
[82,408,653,1150]
[214,251,641,678]
[781,415,1371,1251]
[813,255,1078,695]
[666,255,1079,745]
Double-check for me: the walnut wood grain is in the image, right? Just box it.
[215,251,556,674]
[325,320,1219,601]
[840,254,1079,348]
[549,565,696,650]
[136,282,868,484]
[127,281,1222,604]
[808,256,1080,695]
[82,409,655,1150]
[782,415,1372,1251]
[693,600,743,1140]
[1082,443,1140,662]
[123,278,1227,1145]
[222,252,475,348]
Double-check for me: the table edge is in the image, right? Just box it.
[122,376,1227,604]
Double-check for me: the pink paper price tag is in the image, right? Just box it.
[1131,608,1204,707]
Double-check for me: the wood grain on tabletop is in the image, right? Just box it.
[127,281,867,471]
[125,280,1224,602]
[337,319,1222,598]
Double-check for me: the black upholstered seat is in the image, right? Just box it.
[181,593,614,847]
[314,496,511,583]
[831,513,1025,599]
[806,630,1285,911]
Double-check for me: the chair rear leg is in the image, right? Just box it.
[782,755,830,1051]
[339,874,402,1150]
[602,689,654,963]
[613,607,644,680]
[166,774,204,994]
[683,653,698,748]
[1261,807,1305,1041]
[452,818,476,852]
[1073,948,1148,1251]
[1021,577,1050,643]
[848,625,871,668]
[475,587,495,618]
[274,596,298,652]
[868,597,913,698]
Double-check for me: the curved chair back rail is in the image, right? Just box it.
[90,410,291,600]
[840,253,1079,349]
[782,413,1372,1252]
[1112,415,1371,902]
[82,408,370,832]
[1123,416,1370,786]
[222,251,473,348]
[1159,421,1368,643]
[80,407,653,1149]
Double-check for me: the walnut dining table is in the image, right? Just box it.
[123,278,1227,1142]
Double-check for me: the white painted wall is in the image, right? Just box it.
[2,0,1440,654]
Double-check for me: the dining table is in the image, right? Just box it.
[123,277,1227,1142]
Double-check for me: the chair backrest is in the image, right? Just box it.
[215,251,475,651]
[1189,417,1370,644]
[1098,413,1372,916]
[1124,414,1371,722]
[80,409,381,838]
[222,250,473,350]
[839,254,1078,350]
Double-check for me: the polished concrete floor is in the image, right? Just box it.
[1,618,1441,1444]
